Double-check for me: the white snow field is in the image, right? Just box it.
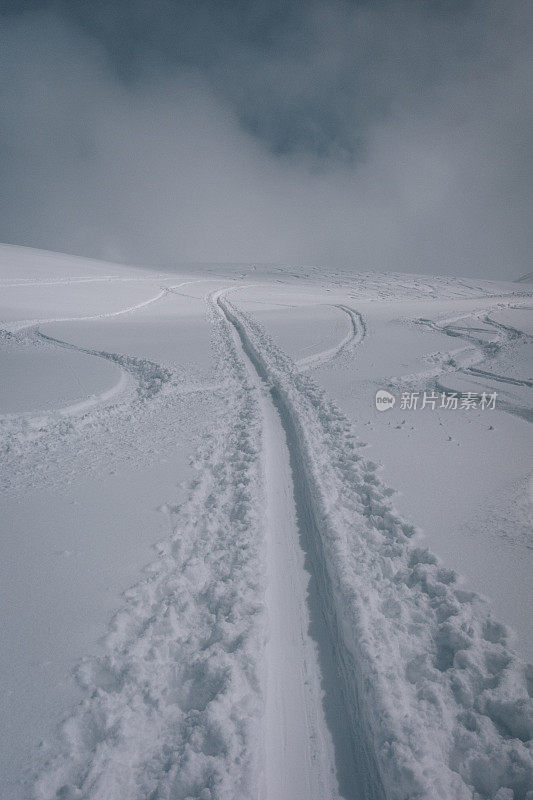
[0,244,532,800]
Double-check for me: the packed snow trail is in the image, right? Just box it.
[34,287,270,800]
[218,291,382,800]
[221,295,341,800]
[31,282,532,800]
[217,293,533,800]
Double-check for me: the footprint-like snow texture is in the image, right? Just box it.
[34,297,268,800]
[33,291,532,800]
[0,326,201,491]
[217,294,533,800]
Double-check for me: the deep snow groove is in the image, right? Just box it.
[297,305,365,372]
[217,293,533,800]
[218,293,383,800]
[223,300,344,800]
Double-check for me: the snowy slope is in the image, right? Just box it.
[0,245,531,800]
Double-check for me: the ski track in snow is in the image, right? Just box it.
[215,294,533,800]
[389,304,533,421]
[8,288,169,333]
[5,278,222,334]
[0,331,217,496]
[296,305,366,372]
[221,291,342,800]
[0,283,224,496]
[0,328,217,489]
[31,282,533,800]
[0,278,226,449]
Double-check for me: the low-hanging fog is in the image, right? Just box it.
[1,1,531,278]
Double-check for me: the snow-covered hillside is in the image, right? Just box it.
[1,244,531,799]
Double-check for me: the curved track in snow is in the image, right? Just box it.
[6,279,217,334]
[216,294,533,800]
[9,288,168,333]
[296,305,366,372]
[32,286,533,800]
[0,278,222,421]
[390,305,533,421]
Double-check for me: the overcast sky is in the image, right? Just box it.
[1,0,531,278]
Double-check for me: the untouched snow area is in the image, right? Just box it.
[0,243,532,800]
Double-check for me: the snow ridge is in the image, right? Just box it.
[218,293,533,800]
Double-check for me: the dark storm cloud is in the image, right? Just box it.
[2,0,488,161]
[1,1,531,277]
